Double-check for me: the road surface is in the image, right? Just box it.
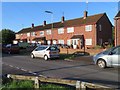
[2,54,120,89]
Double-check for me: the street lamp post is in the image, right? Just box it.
[45,11,53,45]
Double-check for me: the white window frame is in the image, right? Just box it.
[85,39,92,45]
[53,40,57,44]
[58,40,64,44]
[40,31,44,36]
[47,40,51,45]
[31,32,35,36]
[58,28,64,34]
[46,30,51,35]
[67,40,71,46]
[27,33,30,37]
[85,25,92,31]
[67,27,74,33]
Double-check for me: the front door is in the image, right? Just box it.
[72,39,78,49]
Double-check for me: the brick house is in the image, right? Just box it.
[114,11,120,46]
[15,11,113,49]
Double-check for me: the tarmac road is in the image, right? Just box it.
[2,54,120,89]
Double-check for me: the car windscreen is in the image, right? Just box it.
[35,46,48,51]
[49,46,58,51]
[102,48,112,55]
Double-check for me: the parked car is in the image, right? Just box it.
[31,45,60,60]
[93,45,120,68]
[2,44,20,54]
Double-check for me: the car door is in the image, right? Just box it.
[33,47,43,58]
[108,46,120,66]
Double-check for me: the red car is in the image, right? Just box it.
[2,44,20,54]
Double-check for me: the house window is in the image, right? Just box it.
[67,40,71,46]
[85,39,92,45]
[67,27,74,33]
[85,25,92,31]
[99,24,102,31]
[27,33,30,37]
[58,40,64,44]
[46,30,51,35]
[40,31,44,36]
[58,28,64,34]
[53,40,57,44]
[31,32,35,36]
[99,38,103,45]
[47,40,51,45]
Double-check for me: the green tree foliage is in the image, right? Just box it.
[0,29,15,44]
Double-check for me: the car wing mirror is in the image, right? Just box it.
[35,49,38,51]
[109,52,115,55]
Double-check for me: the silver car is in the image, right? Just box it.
[93,45,120,68]
[31,45,59,60]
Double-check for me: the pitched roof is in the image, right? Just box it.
[17,13,105,34]
[115,11,120,17]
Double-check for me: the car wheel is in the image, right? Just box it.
[31,53,35,58]
[44,55,48,61]
[97,59,106,69]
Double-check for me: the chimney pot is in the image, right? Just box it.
[32,23,34,28]
[61,16,65,23]
[43,20,46,26]
[83,11,88,19]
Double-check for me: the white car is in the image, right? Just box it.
[93,45,120,68]
[31,45,60,60]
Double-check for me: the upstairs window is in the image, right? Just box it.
[67,27,74,33]
[58,28,64,34]
[31,32,35,36]
[40,31,44,36]
[46,30,51,35]
[99,24,102,31]
[27,33,30,37]
[85,25,92,31]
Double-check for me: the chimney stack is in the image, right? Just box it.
[32,23,34,28]
[83,11,88,19]
[61,16,65,23]
[43,20,46,26]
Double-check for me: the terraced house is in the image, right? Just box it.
[15,11,113,49]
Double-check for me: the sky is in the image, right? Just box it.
[1,2,120,32]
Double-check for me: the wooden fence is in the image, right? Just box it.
[7,74,112,90]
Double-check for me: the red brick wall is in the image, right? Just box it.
[18,14,112,48]
[115,18,120,46]
[59,47,105,55]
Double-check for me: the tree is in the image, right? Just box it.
[0,29,15,44]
